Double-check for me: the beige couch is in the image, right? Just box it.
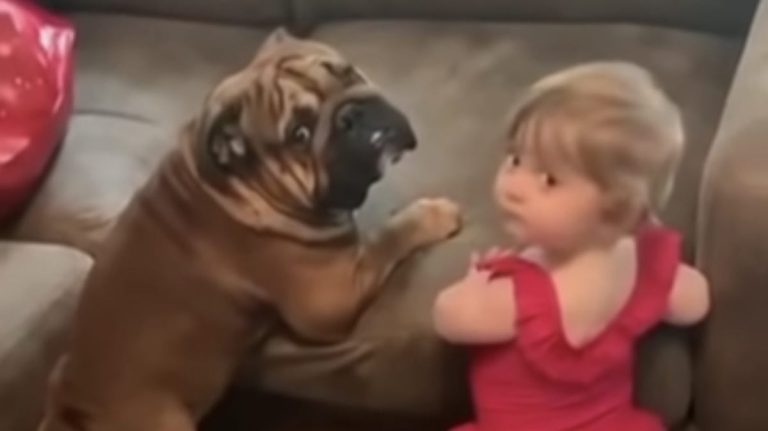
[1,1,766,430]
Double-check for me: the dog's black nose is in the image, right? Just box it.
[334,97,417,151]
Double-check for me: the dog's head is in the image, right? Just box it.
[186,29,415,225]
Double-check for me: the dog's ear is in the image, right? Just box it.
[260,27,297,52]
[206,104,250,169]
[193,98,256,179]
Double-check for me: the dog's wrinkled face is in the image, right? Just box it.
[189,29,416,223]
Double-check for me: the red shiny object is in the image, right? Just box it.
[0,0,74,222]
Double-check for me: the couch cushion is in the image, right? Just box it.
[242,21,741,427]
[8,15,273,254]
[292,0,758,36]
[68,14,274,126]
[8,115,168,255]
[0,242,91,431]
[321,21,740,261]
[51,0,287,27]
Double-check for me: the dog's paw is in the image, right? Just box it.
[399,197,462,246]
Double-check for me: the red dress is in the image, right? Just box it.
[452,226,681,431]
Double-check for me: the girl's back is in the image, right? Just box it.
[456,226,679,431]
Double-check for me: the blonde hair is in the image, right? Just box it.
[506,61,684,228]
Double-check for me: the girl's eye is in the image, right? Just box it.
[542,173,558,188]
[508,153,521,167]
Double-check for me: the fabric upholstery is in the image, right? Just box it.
[237,21,741,427]
[49,0,287,26]
[311,22,741,260]
[291,0,758,36]
[0,242,91,431]
[695,0,768,429]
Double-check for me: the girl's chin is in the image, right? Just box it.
[503,221,529,245]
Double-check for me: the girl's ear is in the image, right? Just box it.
[601,191,646,233]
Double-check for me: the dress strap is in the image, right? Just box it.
[619,226,682,335]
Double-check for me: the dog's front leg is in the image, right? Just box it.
[354,197,462,298]
[276,198,461,343]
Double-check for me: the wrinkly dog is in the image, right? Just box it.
[38,29,461,431]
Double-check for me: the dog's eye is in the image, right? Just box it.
[321,61,355,79]
[290,124,312,145]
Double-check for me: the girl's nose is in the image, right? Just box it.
[504,169,537,203]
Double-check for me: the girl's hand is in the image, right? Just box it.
[434,250,518,343]
[478,246,515,262]
[463,252,493,288]
[462,247,514,288]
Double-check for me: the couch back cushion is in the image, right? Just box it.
[292,0,758,35]
[49,0,288,26]
[47,0,759,36]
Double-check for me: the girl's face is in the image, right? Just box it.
[493,148,610,255]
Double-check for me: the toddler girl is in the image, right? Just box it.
[433,62,710,431]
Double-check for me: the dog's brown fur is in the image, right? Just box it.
[37,30,460,431]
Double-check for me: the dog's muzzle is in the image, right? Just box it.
[320,94,417,210]
[335,96,416,156]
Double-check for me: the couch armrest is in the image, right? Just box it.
[0,241,91,431]
[694,1,768,429]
